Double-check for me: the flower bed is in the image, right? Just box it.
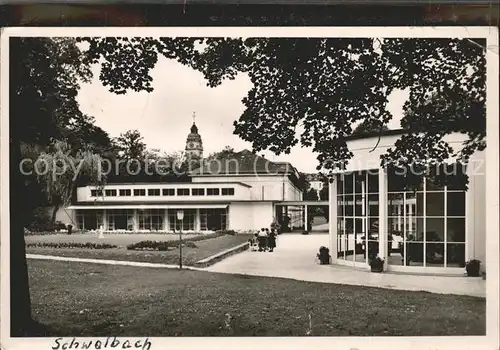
[25,230,86,236]
[126,231,231,251]
[26,242,117,249]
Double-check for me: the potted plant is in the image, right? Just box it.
[465,259,481,277]
[369,256,384,273]
[317,246,330,265]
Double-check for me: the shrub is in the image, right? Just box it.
[126,231,230,251]
[54,221,67,231]
[317,246,330,264]
[26,220,53,233]
[215,229,236,235]
[25,208,53,232]
[26,242,117,249]
[369,256,385,272]
[465,259,481,277]
[126,240,171,251]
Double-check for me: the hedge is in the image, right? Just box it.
[26,242,117,249]
[127,231,233,251]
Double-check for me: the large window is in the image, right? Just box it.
[192,188,205,196]
[207,188,220,196]
[105,189,117,197]
[134,189,146,196]
[138,209,164,231]
[177,188,190,196]
[90,189,103,197]
[107,209,134,231]
[221,188,235,196]
[336,170,379,265]
[168,209,196,231]
[119,189,131,196]
[76,210,103,231]
[163,188,175,196]
[388,170,466,268]
[200,208,228,231]
[148,189,161,196]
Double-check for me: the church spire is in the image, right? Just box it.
[190,111,198,134]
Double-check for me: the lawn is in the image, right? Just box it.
[28,260,486,337]
[26,234,252,266]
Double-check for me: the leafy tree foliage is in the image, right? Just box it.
[35,140,106,225]
[205,145,236,161]
[114,129,147,160]
[352,119,390,135]
[319,185,329,201]
[62,114,115,156]
[11,38,93,145]
[82,37,486,190]
[304,188,319,201]
[295,172,311,193]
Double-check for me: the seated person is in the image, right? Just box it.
[249,233,259,251]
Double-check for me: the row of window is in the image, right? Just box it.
[90,187,235,197]
[75,208,228,232]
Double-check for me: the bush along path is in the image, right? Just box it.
[26,242,117,249]
[126,230,235,251]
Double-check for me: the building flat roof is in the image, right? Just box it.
[275,201,329,206]
[68,203,229,210]
[84,181,252,188]
[70,199,311,208]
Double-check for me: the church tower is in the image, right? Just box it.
[185,112,203,159]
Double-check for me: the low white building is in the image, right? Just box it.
[327,130,486,275]
[64,122,305,233]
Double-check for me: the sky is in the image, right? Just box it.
[77,56,408,173]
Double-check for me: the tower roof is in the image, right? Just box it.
[190,122,198,134]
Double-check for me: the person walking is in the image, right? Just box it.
[271,217,281,235]
[258,228,268,251]
[268,228,277,252]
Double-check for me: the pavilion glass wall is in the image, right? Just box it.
[76,210,104,231]
[336,170,379,266]
[168,209,196,231]
[137,209,164,231]
[200,208,228,231]
[107,209,134,231]
[387,170,466,267]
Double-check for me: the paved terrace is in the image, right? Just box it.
[206,234,486,298]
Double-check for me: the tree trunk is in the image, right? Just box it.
[51,203,60,227]
[10,138,34,336]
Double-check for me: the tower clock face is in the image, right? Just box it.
[189,143,194,148]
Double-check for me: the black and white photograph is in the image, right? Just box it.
[1,14,498,350]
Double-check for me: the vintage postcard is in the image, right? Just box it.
[1,25,498,350]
